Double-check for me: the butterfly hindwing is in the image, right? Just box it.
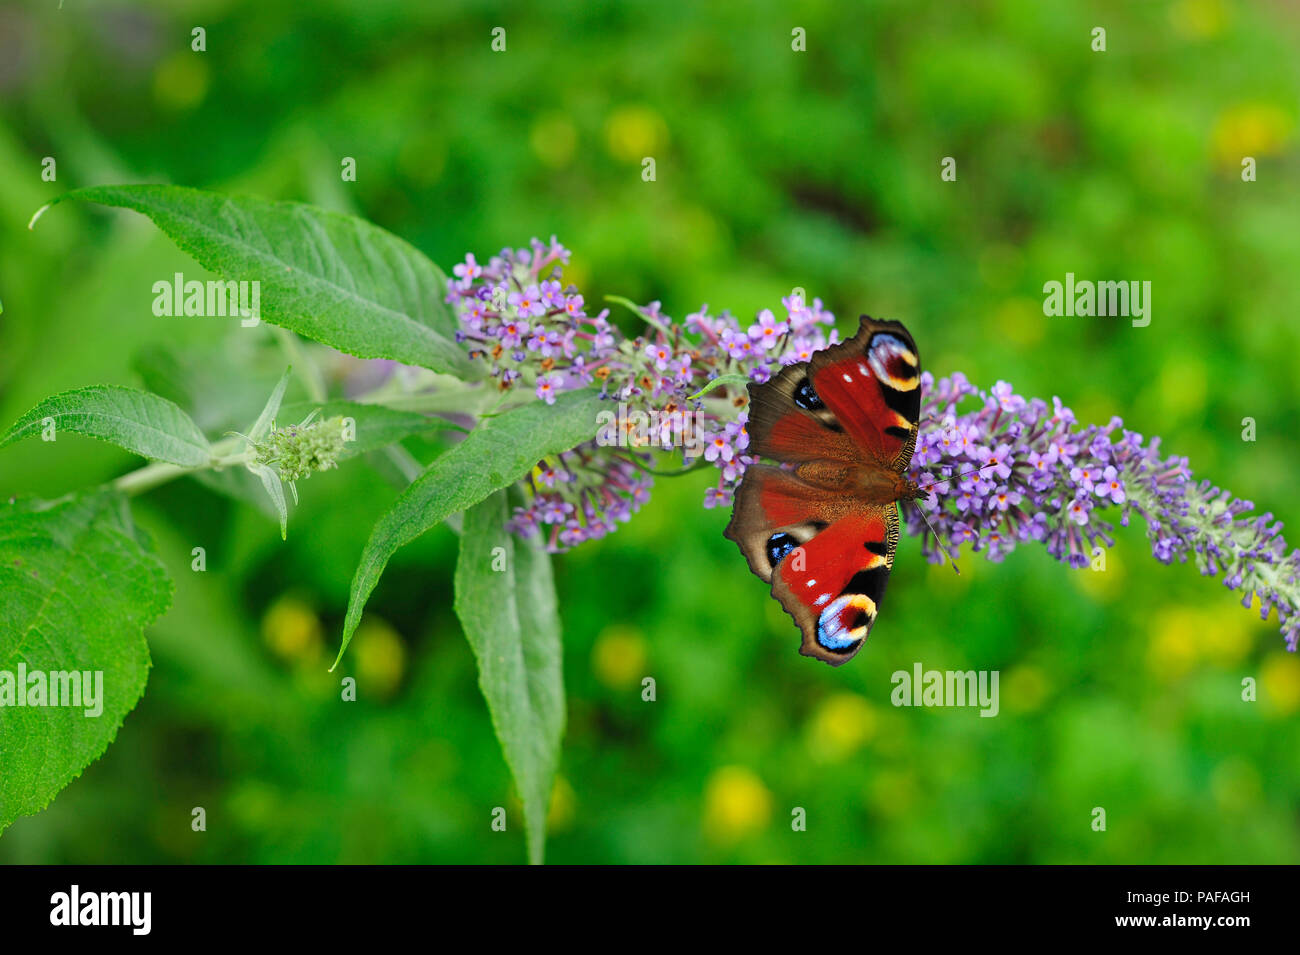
[771,506,899,665]
[725,469,900,665]
[725,464,849,581]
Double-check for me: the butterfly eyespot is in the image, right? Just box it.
[765,532,800,567]
[792,377,824,411]
[816,594,874,652]
[866,332,920,393]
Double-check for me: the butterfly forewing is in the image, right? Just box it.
[808,318,922,471]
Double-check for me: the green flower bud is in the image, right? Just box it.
[253,415,348,482]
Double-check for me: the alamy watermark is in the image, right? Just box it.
[50,885,150,935]
[1042,272,1151,327]
[891,663,999,717]
[152,272,261,327]
[0,664,104,717]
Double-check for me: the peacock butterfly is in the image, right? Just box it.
[724,315,925,666]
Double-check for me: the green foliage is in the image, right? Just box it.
[337,389,604,667]
[47,185,476,377]
[1,386,212,467]
[0,490,168,834]
[455,492,565,866]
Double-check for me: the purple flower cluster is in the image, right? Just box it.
[446,238,840,546]
[449,237,609,402]
[909,373,1300,651]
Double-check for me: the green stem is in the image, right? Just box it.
[113,460,187,496]
[605,294,673,338]
[112,437,249,497]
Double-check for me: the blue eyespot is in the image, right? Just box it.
[816,595,870,652]
[766,533,799,567]
[793,378,824,411]
[817,615,858,650]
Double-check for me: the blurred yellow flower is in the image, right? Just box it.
[805,692,877,762]
[262,594,323,663]
[153,51,210,111]
[1199,605,1251,668]
[1210,757,1261,811]
[1002,664,1050,712]
[867,768,917,818]
[353,617,406,699]
[1149,602,1254,680]
[1170,0,1228,39]
[530,113,578,168]
[1148,607,1201,680]
[547,775,577,832]
[1072,541,1125,601]
[1157,354,1207,420]
[704,766,772,842]
[1212,103,1292,167]
[604,105,668,162]
[591,625,647,690]
[1261,653,1300,715]
[992,297,1044,348]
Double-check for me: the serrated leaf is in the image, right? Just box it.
[455,491,564,865]
[1,385,213,467]
[334,389,604,668]
[44,185,477,377]
[0,490,170,834]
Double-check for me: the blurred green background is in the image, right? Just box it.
[2,0,1299,863]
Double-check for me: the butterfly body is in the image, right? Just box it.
[724,316,923,666]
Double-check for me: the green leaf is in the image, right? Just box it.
[455,491,564,865]
[249,463,289,540]
[334,388,604,668]
[42,185,477,378]
[686,373,751,401]
[1,385,213,467]
[246,367,292,444]
[0,489,171,834]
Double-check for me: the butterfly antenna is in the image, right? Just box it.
[916,464,988,493]
[909,500,961,575]
[910,465,988,574]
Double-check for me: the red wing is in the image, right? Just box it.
[724,465,900,666]
[724,464,849,581]
[808,316,922,471]
[746,316,921,472]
